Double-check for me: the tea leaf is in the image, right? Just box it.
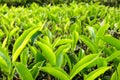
[2,37,8,48]
[55,39,73,47]
[65,53,72,71]
[55,44,70,67]
[52,37,61,49]
[29,45,45,62]
[106,51,120,62]
[9,27,19,37]
[87,57,107,68]
[37,41,56,65]
[31,31,42,45]
[12,27,39,62]
[30,61,44,79]
[72,30,79,49]
[41,67,70,80]
[87,26,95,41]
[111,63,120,80]
[0,47,11,73]
[95,23,109,44]
[20,48,28,65]
[70,54,98,79]
[101,35,120,50]
[111,71,118,80]
[79,35,98,53]
[15,62,34,80]
[85,66,111,80]
[40,36,52,48]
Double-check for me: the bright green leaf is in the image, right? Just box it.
[41,67,70,80]
[70,54,99,79]
[20,48,28,65]
[79,35,98,53]
[95,23,109,44]
[12,27,39,62]
[0,47,11,73]
[9,27,19,38]
[55,44,70,67]
[106,51,120,62]
[72,30,79,49]
[111,63,120,80]
[30,61,44,79]
[56,39,73,47]
[15,62,34,80]
[85,66,111,80]
[37,41,56,65]
[101,35,120,50]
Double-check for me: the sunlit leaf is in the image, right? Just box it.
[12,27,40,62]
[41,67,70,80]
[101,35,120,50]
[72,30,79,49]
[55,39,73,47]
[70,54,99,79]
[95,23,109,44]
[20,48,28,65]
[85,66,111,80]
[37,41,56,65]
[9,27,19,37]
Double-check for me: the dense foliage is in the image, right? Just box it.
[0,2,120,80]
[0,0,120,7]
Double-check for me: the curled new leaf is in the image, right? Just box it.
[9,27,19,38]
[72,30,79,49]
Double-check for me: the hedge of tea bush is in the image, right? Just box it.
[0,2,120,80]
[0,0,120,7]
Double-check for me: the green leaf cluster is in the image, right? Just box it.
[0,2,120,80]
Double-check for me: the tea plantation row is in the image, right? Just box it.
[0,0,120,7]
[0,2,120,80]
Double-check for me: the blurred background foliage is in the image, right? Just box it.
[0,0,120,7]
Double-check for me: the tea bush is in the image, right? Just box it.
[0,0,120,7]
[0,2,120,80]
